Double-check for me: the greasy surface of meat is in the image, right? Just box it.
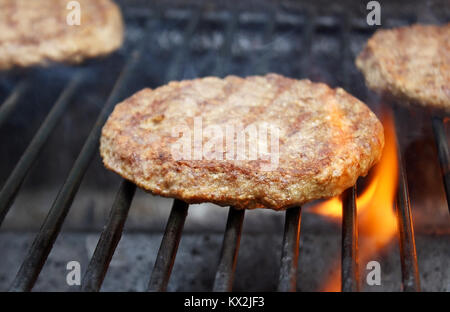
[356,24,450,110]
[100,74,384,210]
[0,0,123,70]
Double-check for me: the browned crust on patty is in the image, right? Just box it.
[100,74,384,210]
[0,0,124,70]
[356,23,450,110]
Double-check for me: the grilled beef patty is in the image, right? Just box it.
[100,74,384,209]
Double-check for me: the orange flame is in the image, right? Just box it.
[311,112,399,291]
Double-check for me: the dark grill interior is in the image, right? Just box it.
[0,0,449,292]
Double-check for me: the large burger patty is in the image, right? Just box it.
[0,0,123,70]
[100,74,384,210]
[356,23,450,110]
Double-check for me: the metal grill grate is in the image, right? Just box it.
[0,6,448,292]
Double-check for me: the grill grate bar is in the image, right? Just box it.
[396,155,421,291]
[431,116,450,212]
[341,186,359,292]
[0,72,84,226]
[277,206,301,292]
[213,207,245,292]
[0,80,29,129]
[393,109,421,292]
[81,180,136,292]
[8,49,143,292]
[148,199,189,292]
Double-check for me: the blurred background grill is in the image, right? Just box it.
[0,0,449,292]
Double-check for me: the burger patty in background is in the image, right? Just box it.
[0,0,124,70]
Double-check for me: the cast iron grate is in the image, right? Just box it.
[0,6,447,292]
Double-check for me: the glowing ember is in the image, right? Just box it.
[310,111,399,292]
